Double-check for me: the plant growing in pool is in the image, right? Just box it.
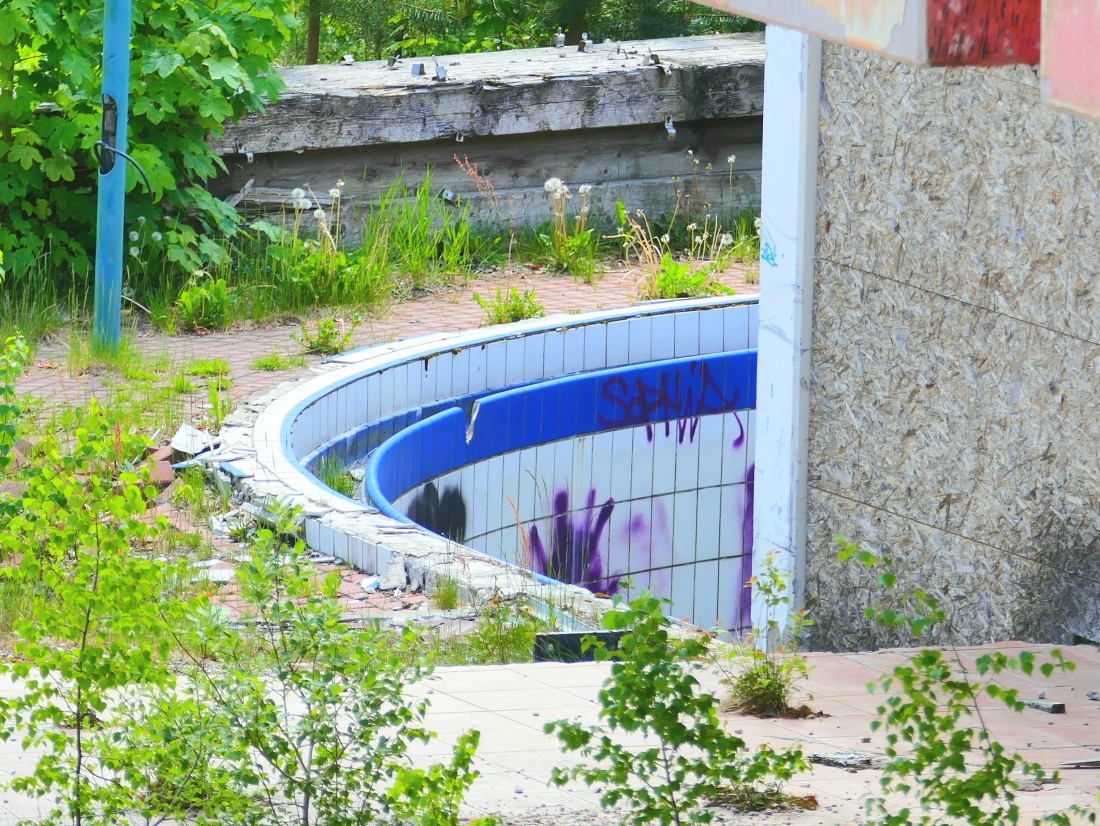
[528,489,619,595]
[547,593,808,826]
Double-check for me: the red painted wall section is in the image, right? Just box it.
[927,0,1041,65]
[1042,0,1100,118]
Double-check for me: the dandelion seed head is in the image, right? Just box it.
[660,234,670,244]
[328,188,341,199]
[137,215,147,225]
[129,231,139,242]
[578,184,592,196]
[151,231,163,242]
[293,198,312,211]
[129,247,139,257]
[291,187,306,200]
[686,223,697,232]
[727,154,736,165]
[719,233,734,246]
[314,209,326,220]
[686,150,693,158]
[543,177,563,194]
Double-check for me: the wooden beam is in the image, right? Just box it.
[688,0,1039,65]
[214,34,764,157]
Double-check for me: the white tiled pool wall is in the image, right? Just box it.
[283,298,758,627]
[391,410,755,632]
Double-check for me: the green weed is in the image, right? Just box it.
[293,315,361,356]
[474,286,545,325]
[314,454,356,497]
[250,351,308,371]
[174,273,237,331]
[185,358,230,378]
[430,575,462,611]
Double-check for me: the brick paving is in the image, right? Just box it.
[15,263,759,409]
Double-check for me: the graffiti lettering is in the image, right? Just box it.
[597,361,741,430]
[407,482,467,544]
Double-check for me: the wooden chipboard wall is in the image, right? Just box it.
[806,42,1100,649]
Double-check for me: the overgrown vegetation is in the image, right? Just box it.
[314,453,357,496]
[547,593,808,825]
[715,553,812,718]
[287,0,761,64]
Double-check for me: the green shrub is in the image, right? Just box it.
[293,314,361,355]
[547,593,807,826]
[0,0,294,278]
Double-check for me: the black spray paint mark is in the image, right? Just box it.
[407,482,467,544]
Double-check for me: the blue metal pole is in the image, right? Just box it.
[92,0,133,353]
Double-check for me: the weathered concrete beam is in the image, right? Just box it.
[214,34,764,157]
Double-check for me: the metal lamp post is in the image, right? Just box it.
[92,0,133,353]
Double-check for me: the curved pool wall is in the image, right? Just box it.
[229,296,758,632]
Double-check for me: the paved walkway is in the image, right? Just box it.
[15,265,758,408]
[0,645,1096,824]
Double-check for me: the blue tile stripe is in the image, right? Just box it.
[366,350,756,524]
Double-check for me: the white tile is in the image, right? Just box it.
[305,517,321,549]
[501,451,522,530]
[318,521,336,556]
[717,555,744,634]
[390,364,408,413]
[364,374,381,423]
[533,443,556,516]
[718,484,746,562]
[471,460,489,539]
[650,426,677,497]
[723,305,750,352]
[450,348,471,397]
[605,320,630,367]
[695,487,722,560]
[590,431,614,502]
[608,429,634,503]
[332,527,350,563]
[485,455,505,535]
[627,317,652,365]
[748,303,759,348]
[627,499,652,575]
[333,386,348,442]
[542,330,565,378]
[516,448,538,524]
[650,567,672,602]
[378,371,396,426]
[649,314,676,361]
[673,312,700,358]
[523,334,545,382]
[467,344,488,394]
[696,414,725,489]
[699,308,724,355]
[562,327,586,374]
[672,492,697,567]
[674,427,701,493]
[405,363,425,409]
[670,564,696,626]
[649,494,673,570]
[583,325,607,371]
[553,438,574,498]
[606,503,630,586]
[458,466,477,543]
[486,341,508,389]
[630,426,654,500]
[426,349,448,398]
[505,338,525,385]
[423,353,444,403]
[693,560,721,632]
[721,412,749,485]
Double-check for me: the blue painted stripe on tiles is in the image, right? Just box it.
[365,350,757,510]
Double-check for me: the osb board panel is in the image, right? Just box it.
[807,259,1100,647]
[816,45,1100,346]
[809,45,1100,647]
[214,34,764,156]
[213,117,762,233]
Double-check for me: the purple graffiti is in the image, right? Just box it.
[597,361,742,431]
[529,489,620,595]
[739,462,755,632]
